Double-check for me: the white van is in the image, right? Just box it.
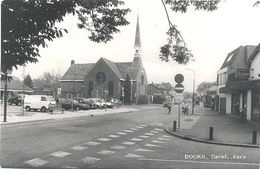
[24,95,56,112]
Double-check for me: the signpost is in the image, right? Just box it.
[174,74,184,129]
[236,68,250,78]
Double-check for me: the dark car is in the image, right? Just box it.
[8,94,26,106]
[61,99,90,111]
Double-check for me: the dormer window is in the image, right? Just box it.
[226,54,233,62]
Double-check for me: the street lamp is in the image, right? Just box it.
[185,68,195,115]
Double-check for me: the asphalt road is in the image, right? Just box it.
[1,106,259,169]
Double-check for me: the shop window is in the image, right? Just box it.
[252,92,260,122]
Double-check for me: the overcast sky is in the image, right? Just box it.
[11,0,260,92]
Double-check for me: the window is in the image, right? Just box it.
[41,97,47,101]
[108,81,114,96]
[67,94,72,99]
[88,81,93,96]
[77,94,82,98]
[226,54,233,62]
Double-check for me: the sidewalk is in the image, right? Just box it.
[165,106,260,148]
[1,105,161,125]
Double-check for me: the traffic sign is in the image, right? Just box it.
[175,83,184,93]
[174,74,184,83]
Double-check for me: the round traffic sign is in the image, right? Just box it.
[175,83,184,93]
[175,74,184,83]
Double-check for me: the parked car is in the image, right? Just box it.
[74,97,95,109]
[24,95,56,112]
[110,99,122,107]
[61,99,90,110]
[85,98,104,109]
[101,99,114,108]
[8,95,23,106]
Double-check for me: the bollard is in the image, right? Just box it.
[209,127,214,140]
[252,130,257,144]
[173,121,177,132]
[61,109,64,114]
[50,110,53,114]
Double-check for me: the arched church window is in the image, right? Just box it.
[141,75,144,85]
[108,81,114,96]
[88,81,93,96]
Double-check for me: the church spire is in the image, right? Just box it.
[134,13,141,55]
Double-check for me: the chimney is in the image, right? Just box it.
[71,60,75,66]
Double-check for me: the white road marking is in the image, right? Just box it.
[24,158,49,167]
[81,157,101,164]
[139,135,150,139]
[108,134,120,138]
[162,135,171,138]
[97,150,116,155]
[135,126,144,129]
[158,137,170,141]
[70,145,88,151]
[62,166,77,169]
[131,138,143,141]
[139,158,260,167]
[98,138,111,142]
[84,141,100,146]
[124,130,134,133]
[145,133,154,136]
[111,145,127,150]
[130,128,139,131]
[135,148,154,152]
[154,128,163,131]
[116,132,127,135]
[150,131,159,133]
[139,124,148,127]
[152,140,166,144]
[144,144,161,147]
[125,153,143,158]
[51,151,71,158]
[122,141,136,145]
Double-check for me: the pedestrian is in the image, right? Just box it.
[167,104,172,114]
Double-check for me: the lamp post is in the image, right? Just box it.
[185,68,195,115]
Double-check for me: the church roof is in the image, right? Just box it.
[134,15,141,50]
[61,63,95,81]
[61,57,143,81]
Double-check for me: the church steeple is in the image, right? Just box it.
[134,14,141,56]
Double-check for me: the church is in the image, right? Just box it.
[60,15,148,103]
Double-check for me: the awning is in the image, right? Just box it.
[219,79,260,93]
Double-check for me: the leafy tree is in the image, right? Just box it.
[23,74,33,88]
[1,0,130,73]
[196,81,216,94]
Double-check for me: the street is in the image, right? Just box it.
[1,105,260,169]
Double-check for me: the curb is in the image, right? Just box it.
[164,127,260,149]
[1,107,158,126]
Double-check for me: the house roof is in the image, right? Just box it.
[220,45,256,70]
[61,63,95,81]
[247,43,260,68]
[0,76,33,92]
[149,82,173,90]
[61,57,143,81]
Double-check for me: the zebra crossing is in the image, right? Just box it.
[18,124,171,168]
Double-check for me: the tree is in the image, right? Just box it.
[23,74,33,88]
[33,71,61,97]
[1,0,130,73]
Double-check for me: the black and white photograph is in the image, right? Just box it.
[1,0,260,168]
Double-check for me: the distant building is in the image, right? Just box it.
[60,15,148,103]
[147,82,174,103]
[0,76,33,100]
[217,44,260,121]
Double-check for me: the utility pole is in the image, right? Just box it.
[3,72,8,122]
[185,68,195,115]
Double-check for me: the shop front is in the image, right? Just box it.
[252,90,260,122]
